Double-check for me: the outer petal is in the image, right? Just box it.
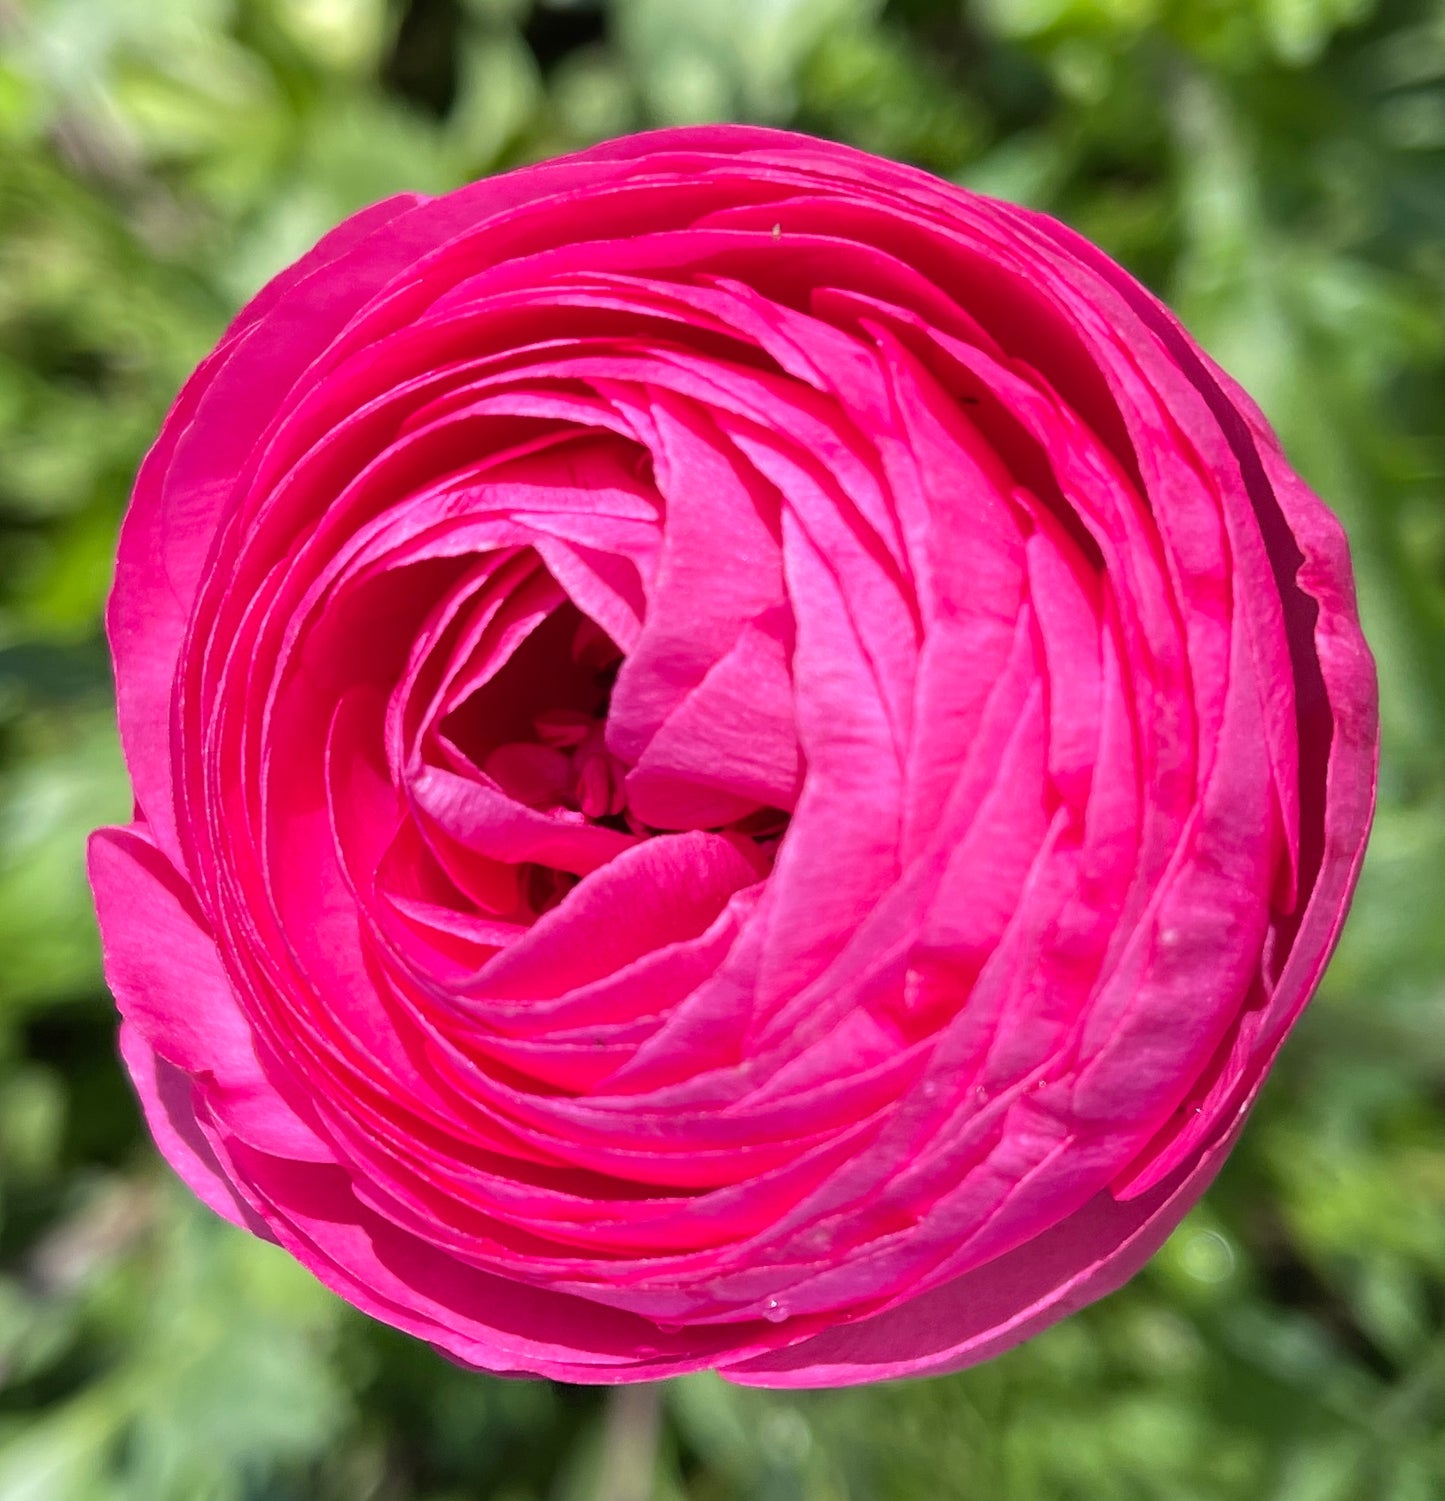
[89,825,335,1164]
[722,1106,1247,1386]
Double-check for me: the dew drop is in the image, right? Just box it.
[921,1080,939,1101]
[763,1298,789,1323]
[1179,1229,1235,1284]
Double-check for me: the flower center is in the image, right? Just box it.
[435,597,789,924]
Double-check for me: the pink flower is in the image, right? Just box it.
[89,127,1377,1385]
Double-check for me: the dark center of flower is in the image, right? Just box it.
[437,595,789,923]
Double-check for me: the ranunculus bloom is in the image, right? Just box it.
[89,126,1377,1385]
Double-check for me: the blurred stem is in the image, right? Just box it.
[593,1383,663,1501]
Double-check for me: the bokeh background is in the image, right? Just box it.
[1,0,1443,1496]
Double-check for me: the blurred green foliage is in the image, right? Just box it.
[0,0,1443,1496]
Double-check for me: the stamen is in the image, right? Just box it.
[571,726,627,819]
[533,709,592,748]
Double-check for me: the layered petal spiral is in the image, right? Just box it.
[90,127,1376,1385]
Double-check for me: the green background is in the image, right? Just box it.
[1,0,1443,1496]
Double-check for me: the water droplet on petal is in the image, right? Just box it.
[763,1298,789,1323]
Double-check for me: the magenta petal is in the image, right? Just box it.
[117,1023,274,1238]
[722,1110,1243,1386]
[92,125,1376,1387]
[625,606,801,827]
[472,831,761,1001]
[109,196,426,867]
[409,764,637,875]
[606,396,784,766]
[90,825,335,1164]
